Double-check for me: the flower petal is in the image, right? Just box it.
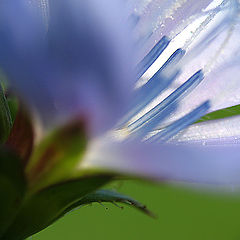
[131,0,213,60]
[171,115,240,144]
[0,0,134,137]
[160,58,240,127]
[82,138,240,186]
[140,5,240,128]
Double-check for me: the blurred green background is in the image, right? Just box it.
[30,180,240,240]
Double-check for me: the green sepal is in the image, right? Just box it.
[0,83,13,143]
[1,176,111,240]
[0,147,26,238]
[26,121,87,192]
[66,189,156,218]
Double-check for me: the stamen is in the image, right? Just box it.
[132,103,177,139]
[135,48,185,105]
[136,36,170,79]
[127,70,204,132]
[148,101,210,142]
[120,48,185,127]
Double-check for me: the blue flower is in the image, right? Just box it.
[1,0,240,187]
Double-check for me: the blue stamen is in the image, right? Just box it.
[128,70,204,132]
[135,48,185,104]
[136,36,170,79]
[121,49,185,126]
[150,101,210,142]
[133,103,178,139]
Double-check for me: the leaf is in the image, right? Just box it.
[0,83,13,143]
[0,147,26,238]
[6,107,34,167]
[25,120,87,192]
[195,104,240,124]
[66,189,156,218]
[51,189,156,233]
[1,176,112,240]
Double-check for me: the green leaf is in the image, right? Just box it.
[1,176,111,240]
[66,189,156,218]
[195,104,240,124]
[0,148,26,238]
[0,83,13,143]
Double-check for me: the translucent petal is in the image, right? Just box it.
[150,12,240,127]
[0,0,134,137]
[133,0,213,60]
[171,115,240,145]
[82,138,240,186]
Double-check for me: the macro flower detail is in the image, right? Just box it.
[0,0,240,239]
[82,0,240,186]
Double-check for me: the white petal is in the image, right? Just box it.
[148,12,240,127]
[132,0,213,60]
[82,138,240,186]
[171,115,240,144]
[162,58,240,126]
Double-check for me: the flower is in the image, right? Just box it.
[82,0,240,186]
[1,0,240,191]
[1,0,240,239]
